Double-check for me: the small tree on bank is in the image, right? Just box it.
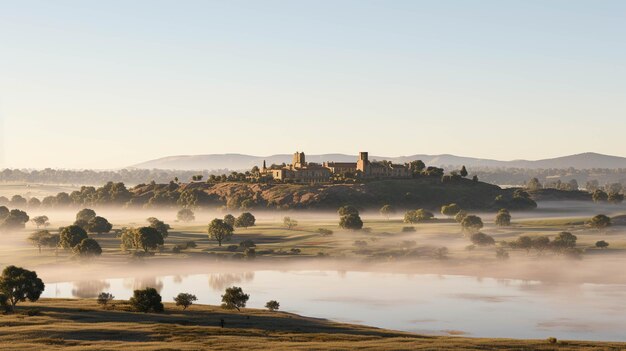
[265,300,280,312]
[130,287,163,313]
[174,292,197,310]
[0,265,45,312]
[221,286,249,311]
[97,292,115,307]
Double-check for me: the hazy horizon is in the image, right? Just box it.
[2,0,626,169]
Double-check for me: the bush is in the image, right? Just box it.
[547,337,557,344]
[461,215,483,234]
[239,240,256,249]
[470,232,495,246]
[588,214,611,229]
[226,245,239,252]
[496,248,509,260]
[129,287,163,313]
[401,226,415,232]
[495,209,511,226]
[97,292,114,307]
[595,240,609,249]
[317,228,333,236]
[404,209,434,223]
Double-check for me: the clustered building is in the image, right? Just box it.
[260,151,411,183]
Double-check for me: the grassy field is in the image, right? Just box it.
[0,298,622,350]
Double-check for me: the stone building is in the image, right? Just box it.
[261,152,331,183]
[261,151,411,183]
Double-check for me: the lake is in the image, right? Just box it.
[42,270,626,341]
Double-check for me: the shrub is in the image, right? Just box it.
[97,292,114,307]
[226,245,239,252]
[470,232,495,246]
[595,240,609,249]
[401,226,415,232]
[317,228,333,236]
[547,337,557,344]
[461,215,483,234]
[495,209,511,226]
[588,214,611,229]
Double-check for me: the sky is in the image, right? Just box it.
[1,0,625,169]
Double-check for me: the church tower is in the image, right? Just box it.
[292,151,306,168]
[357,151,369,174]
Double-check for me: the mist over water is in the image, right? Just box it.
[2,200,626,341]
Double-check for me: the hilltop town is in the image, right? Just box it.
[259,151,414,183]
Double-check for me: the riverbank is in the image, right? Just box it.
[2,298,623,350]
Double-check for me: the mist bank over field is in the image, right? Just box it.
[131,152,626,171]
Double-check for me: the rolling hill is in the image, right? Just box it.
[130,152,626,171]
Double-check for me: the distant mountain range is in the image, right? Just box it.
[129,152,626,171]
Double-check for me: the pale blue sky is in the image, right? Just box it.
[1,0,625,169]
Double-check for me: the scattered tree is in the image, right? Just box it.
[208,219,234,246]
[337,205,359,217]
[177,208,195,222]
[223,214,236,227]
[28,230,59,253]
[129,287,164,313]
[97,292,114,307]
[470,232,495,246]
[404,209,434,223]
[87,216,113,234]
[283,216,298,229]
[76,208,97,223]
[0,266,45,312]
[461,215,483,234]
[31,215,50,229]
[135,227,164,253]
[440,203,461,217]
[495,209,511,226]
[174,292,197,310]
[265,300,280,312]
[588,214,611,229]
[73,238,103,258]
[379,204,395,220]
[460,165,468,177]
[59,225,89,249]
[221,286,249,311]
[339,213,363,230]
[454,210,468,223]
[147,217,171,239]
[511,235,533,253]
[551,232,577,253]
[234,212,256,228]
[592,189,608,203]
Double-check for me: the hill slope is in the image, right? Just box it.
[131,152,626,171]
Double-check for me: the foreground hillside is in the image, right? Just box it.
[130,178,533,211]
[3,299,622,350]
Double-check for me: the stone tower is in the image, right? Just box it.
[356,151,369,174]
[292,151,306,168]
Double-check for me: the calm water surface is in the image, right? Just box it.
[42,270,626,341]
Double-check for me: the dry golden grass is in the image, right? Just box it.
[0,299,622,350]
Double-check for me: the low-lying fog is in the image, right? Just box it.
[2,200,626,341]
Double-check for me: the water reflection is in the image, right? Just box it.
[123,276,164,292]
[41,271,626,342]
[208,272,254,291]
[72,280,111,298]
